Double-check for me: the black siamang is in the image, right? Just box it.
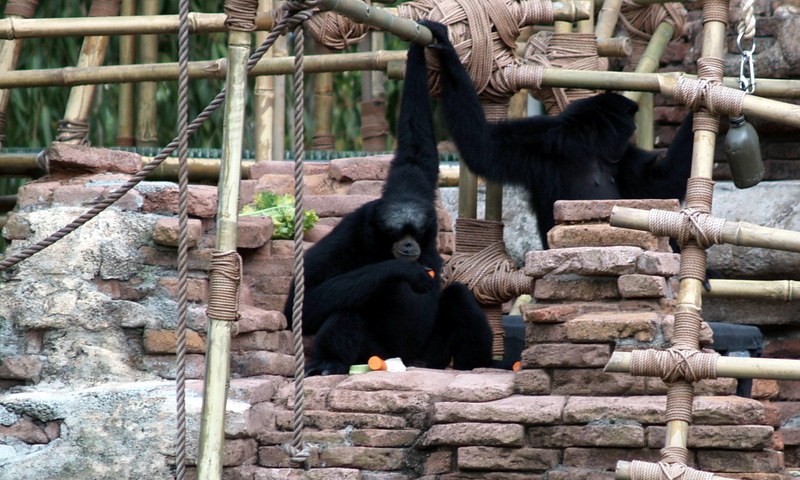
[421,20,694,248]
[284,36,493,376]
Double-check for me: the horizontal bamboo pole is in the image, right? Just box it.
[610,206,800,254]
[0,12,274,39]
[615,461,730,480]
[605,350,800,380]
[0,50,408,88]
[323,0,591,46]
[4,54,800,102]
[704,279,799,301]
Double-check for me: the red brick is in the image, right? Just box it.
[534,275,620,301]
[526,323,568,343]
[304,194,376,217]
[2,212,30,239]
[553,369,643,395]
[319,446,405,470]
[0,418,49,444]
[636,251,681,276]
[565,311,659,343]
[420,423,524,447]
[525,246,641,277]
[51,184,106,206]
[618,274,669,298]
[563,447,663,470]
[248,160,329,179]
[237,305,287,333]
[275,409,407,430]
[236,216,274,249]
[442,372,516,402]
[158,277,208,301]
[513,369,552,395]
[47,143,141,174]
[231,351,294,377]
[553,199,680,224]
[152,217,203,247]
[646,425,775,449]
[0,355,42,380]
[15,180,60,208]
[329,389,433,414]
[256,445,321,468]
[350,429,420,447]
[347,180,384,196]
[329,155,392,181]
[696,449,783,473]
[143,329,206,354]
[457,446,559,472]
[231,331,292,354]
[433,395,565,424]
[548,224,670,251]
[521,343,611,368]
[528,424,646,447]
[423,450,452,475]
[142,185,218,217]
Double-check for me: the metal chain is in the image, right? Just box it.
[737,0,756,93]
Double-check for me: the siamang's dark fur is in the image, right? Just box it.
[422,20,694,248]
[283,37,493,376]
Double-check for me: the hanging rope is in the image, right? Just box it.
[281,0,318,467]
[173,0,193,478]
[0,5,315,272]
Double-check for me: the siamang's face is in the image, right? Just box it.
[375,200,432,262]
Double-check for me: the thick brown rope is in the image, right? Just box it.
[88,0,121,17]
[399,0,552,103]
[619,0,686,70]
[630,459,715,480]
[206,251,243,322]
[225,0,259,31]
[648,208,725,249]
[4,0,38,18]
[283,0,318,467]
[630,348,718,383]
[174,0,196,478]
[55,120,91,145]
[524,32,604,114]
[305,0,372,50]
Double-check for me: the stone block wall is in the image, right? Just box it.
[0,146,795,479]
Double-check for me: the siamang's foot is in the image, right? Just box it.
[306,359,349,376]
[418,20,450,47]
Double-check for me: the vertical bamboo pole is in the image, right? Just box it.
[137,0,162,148]
[0,1,38,148]
[116,0,136,147]
[58,0,121,145]
[196,23,251,480]
[635,92,654,149]
[312,44,335,151]
[361,30,388,151]
[271,0,287,161]
[662,0,729,462]
[624,21,675,104]
[254,0,274,161]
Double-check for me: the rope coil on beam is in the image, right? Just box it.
[648,208,725,249]
[629,459,715,480]
[206,250,243,322]
[630,348,719,383]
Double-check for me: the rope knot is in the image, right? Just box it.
[282,442,312,465]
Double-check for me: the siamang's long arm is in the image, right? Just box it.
[301,259,433,334]
[392,33,440,187]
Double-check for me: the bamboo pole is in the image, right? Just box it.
[0,12,274,39]
[272,0,287,162]
[605,350,800,380]
[253,0,274,161]
[136,0,161,148]
[313,46,335,151]
[0,1,38,149]
[610,206,800,253]
[116,0,136,147]
[623,21,675,104]
[704,279,799,301]
[635,92,654,149]
[58,0,121,145]
[7,58,800,106]
[196,26,250,480]
[595,0,623,40]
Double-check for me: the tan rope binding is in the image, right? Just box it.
[206,250,243,322]
[618,0,686,70]
[630,348,718,383]
[629,459,715,480]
